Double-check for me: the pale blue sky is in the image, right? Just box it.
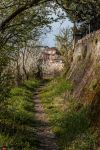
[42,18,73,47]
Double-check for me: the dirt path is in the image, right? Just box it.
[34,87,59,150]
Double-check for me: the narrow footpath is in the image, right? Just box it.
[34,87,59,150]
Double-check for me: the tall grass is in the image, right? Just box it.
[0,79,40,150]
[40,77,97,150]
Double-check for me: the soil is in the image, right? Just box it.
[34,87,59,150]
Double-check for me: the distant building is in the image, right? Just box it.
[39,47,64,78]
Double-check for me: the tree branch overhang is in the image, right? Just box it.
[0,0,51,32]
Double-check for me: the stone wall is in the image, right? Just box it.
[67,30,100,125]
[66,30,100,124]
[67,30,100,102]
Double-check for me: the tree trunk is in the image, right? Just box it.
[16,59,22,86]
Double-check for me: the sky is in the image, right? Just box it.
[42,18,73,47]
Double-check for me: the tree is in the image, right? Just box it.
[55,28,73,74]
[55,0,100,36]
[0,0,57,100]
[0,0,51,32]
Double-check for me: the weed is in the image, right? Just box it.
[40,77,97,150]
[0,79,40,150]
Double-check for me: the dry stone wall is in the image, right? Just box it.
[66,30,100,124]
[67,29,100,103]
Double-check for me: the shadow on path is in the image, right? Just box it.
[34,87,59,150]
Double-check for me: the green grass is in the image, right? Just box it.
[41,77,72,99]
[40,77,98,150]
[0,79,40,150]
